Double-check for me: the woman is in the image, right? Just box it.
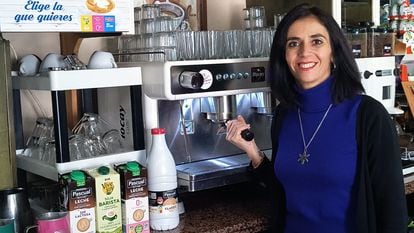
[226,3,407,233]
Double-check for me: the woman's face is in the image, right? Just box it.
[285,15,333,90]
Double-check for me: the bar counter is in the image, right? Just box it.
[152,182,272,233]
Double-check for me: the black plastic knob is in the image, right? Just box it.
[363,70,373,79]
[241,129,254,141]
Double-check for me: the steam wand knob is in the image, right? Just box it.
[241,129,254,141]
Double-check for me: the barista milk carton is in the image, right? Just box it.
[59,170,96,233]
[88,166,122,233]
[114,161,149,233]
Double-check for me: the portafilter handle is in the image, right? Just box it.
[241,129,254,141]
[217,122,254,141]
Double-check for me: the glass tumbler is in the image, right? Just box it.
[24,117,54,159]
[41,140,56,165]
[69,134,93,161]
[141,4,160,19]
[102,129,124,154]
[207,31,224,59]
[72,113,108,156]
[195,31,209,60]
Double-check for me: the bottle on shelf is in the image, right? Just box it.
[147,128,179,230]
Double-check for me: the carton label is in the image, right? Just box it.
[148,190,178,217]
[69,208,95,233]
[71,187,93,207]
[122,197,149,233]
[126,177,147,198]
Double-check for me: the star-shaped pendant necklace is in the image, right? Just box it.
[298,150,310,165]
[297,104,333,165]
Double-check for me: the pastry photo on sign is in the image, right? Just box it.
[86,0,115,13]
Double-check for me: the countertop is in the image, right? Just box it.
[151,176,414,233]
[29,173,414,233]
[152,182,272,233]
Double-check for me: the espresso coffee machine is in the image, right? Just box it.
[140,57,274,191]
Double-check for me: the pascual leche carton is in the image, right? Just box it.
[115,161,149,233]
[59,170,96,233]
[88,166,122,233]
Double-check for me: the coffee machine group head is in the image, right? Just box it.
[205,95,236,123]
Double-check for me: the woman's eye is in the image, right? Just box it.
[313,39,324,45]
[287,41,299,47]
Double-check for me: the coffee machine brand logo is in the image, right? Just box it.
[251,67,266,82]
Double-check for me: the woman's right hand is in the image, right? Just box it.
[226,115,264,168]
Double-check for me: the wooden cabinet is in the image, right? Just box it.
[246,0,382,28]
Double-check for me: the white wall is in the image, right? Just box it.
[207,0,245,30]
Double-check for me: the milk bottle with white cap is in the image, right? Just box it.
[147,128,179,230]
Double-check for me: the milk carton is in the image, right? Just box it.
[59,170,96,233]
[115,161,149,233]
[88,166,122,233]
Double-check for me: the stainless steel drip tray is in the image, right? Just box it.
[176,150,271,192]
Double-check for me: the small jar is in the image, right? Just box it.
[390,19,398,31]
[367,28,395,57]
[390,3,400,20]
[346,27,367,58]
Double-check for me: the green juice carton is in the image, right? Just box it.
[88,166,122,233]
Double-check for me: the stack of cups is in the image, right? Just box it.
[120,4,179,62]
[175,28,275,60]
[120,5,274,61]
[248,6,266,29]
[242,8,250,30]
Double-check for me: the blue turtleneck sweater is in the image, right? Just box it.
[274,77,362,233]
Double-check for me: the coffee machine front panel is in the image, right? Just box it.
[140,58,274,192]
[141,57,271,100]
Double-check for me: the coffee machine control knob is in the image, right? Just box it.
[363,70,373,79]
[179,70,213,90]
[199,69,213,90]
[179,71,204,90]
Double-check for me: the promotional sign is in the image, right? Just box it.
[0,0,133,32]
